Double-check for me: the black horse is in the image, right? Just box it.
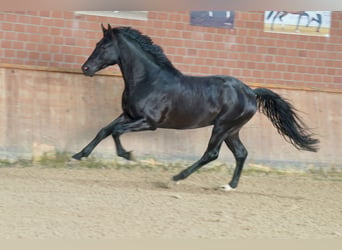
[73,24,319,191]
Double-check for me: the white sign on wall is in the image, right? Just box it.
[264,11,331,37]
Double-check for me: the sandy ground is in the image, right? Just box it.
[0,164,341,239]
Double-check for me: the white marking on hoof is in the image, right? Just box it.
[166,179,180,188]
[219,184,235,192]
[171,180,180,186]
[170,177,181,185]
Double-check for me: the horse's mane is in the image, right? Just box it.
[113,27,180,74]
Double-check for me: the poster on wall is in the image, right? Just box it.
[190,11,235,29]
[264,11,331,37]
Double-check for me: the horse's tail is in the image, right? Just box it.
[254,88,319,152]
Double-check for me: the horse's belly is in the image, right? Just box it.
[158,108,217,129]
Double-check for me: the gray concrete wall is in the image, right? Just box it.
[1,66,341,169]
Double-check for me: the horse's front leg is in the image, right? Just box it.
[72,114,127,160]
[112,134,132,161]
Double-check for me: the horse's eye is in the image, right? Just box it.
[101,45,106,49]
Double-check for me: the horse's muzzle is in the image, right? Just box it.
[82,65,94,77]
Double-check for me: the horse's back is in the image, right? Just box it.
[182,74,257,110]
[156,74,257,128]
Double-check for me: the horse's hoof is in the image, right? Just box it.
[172,171,188,182]
[172,174,182,182]
[127,151,136,161]
[72,153,82,161]
[166,178,180,189]
[120,151,135,161]
[219,184,235,192]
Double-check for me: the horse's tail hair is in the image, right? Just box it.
[254,88,319,152]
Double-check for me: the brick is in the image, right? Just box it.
[50,27,62,36]
[34,35,46,45]
[2,40,12,48]
[38,26,49,34]
[18,15,30,23]
[41,53,52,61]
[37,43,49,52]
[63,11,75,19]
[29,51,40,60]
[12,41,24,50]
[25,43,37,51]
[17,50,27,58]
[54,54,64,62]
[4,31,16,40]
[2,22,13,31]
[39,11,50,17]
[65,55,75,63]
[187,48,197,56]
[51,11,63,19]
[175,23,185,30]
[60,46,73,54]
[11,58,25,65]
[26,25,38,33]
[5,14,18,22]
[30,16,41,25]
[41,35,53,44]
[53,19,65,27]
[334,77,342,84]
[4,49,15,57]
[17,33,29,41]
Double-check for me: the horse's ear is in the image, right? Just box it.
[107,24,114,38]
[101,23,106,36]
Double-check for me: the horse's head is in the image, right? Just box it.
[82,24,119,76]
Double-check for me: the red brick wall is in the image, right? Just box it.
[0,11,341,91]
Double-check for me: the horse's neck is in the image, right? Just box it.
[117,39,160,89]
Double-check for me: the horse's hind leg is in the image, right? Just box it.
[220,133,248,191]
[172,125,226,182]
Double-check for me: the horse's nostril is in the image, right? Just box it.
[83,66,89,72]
